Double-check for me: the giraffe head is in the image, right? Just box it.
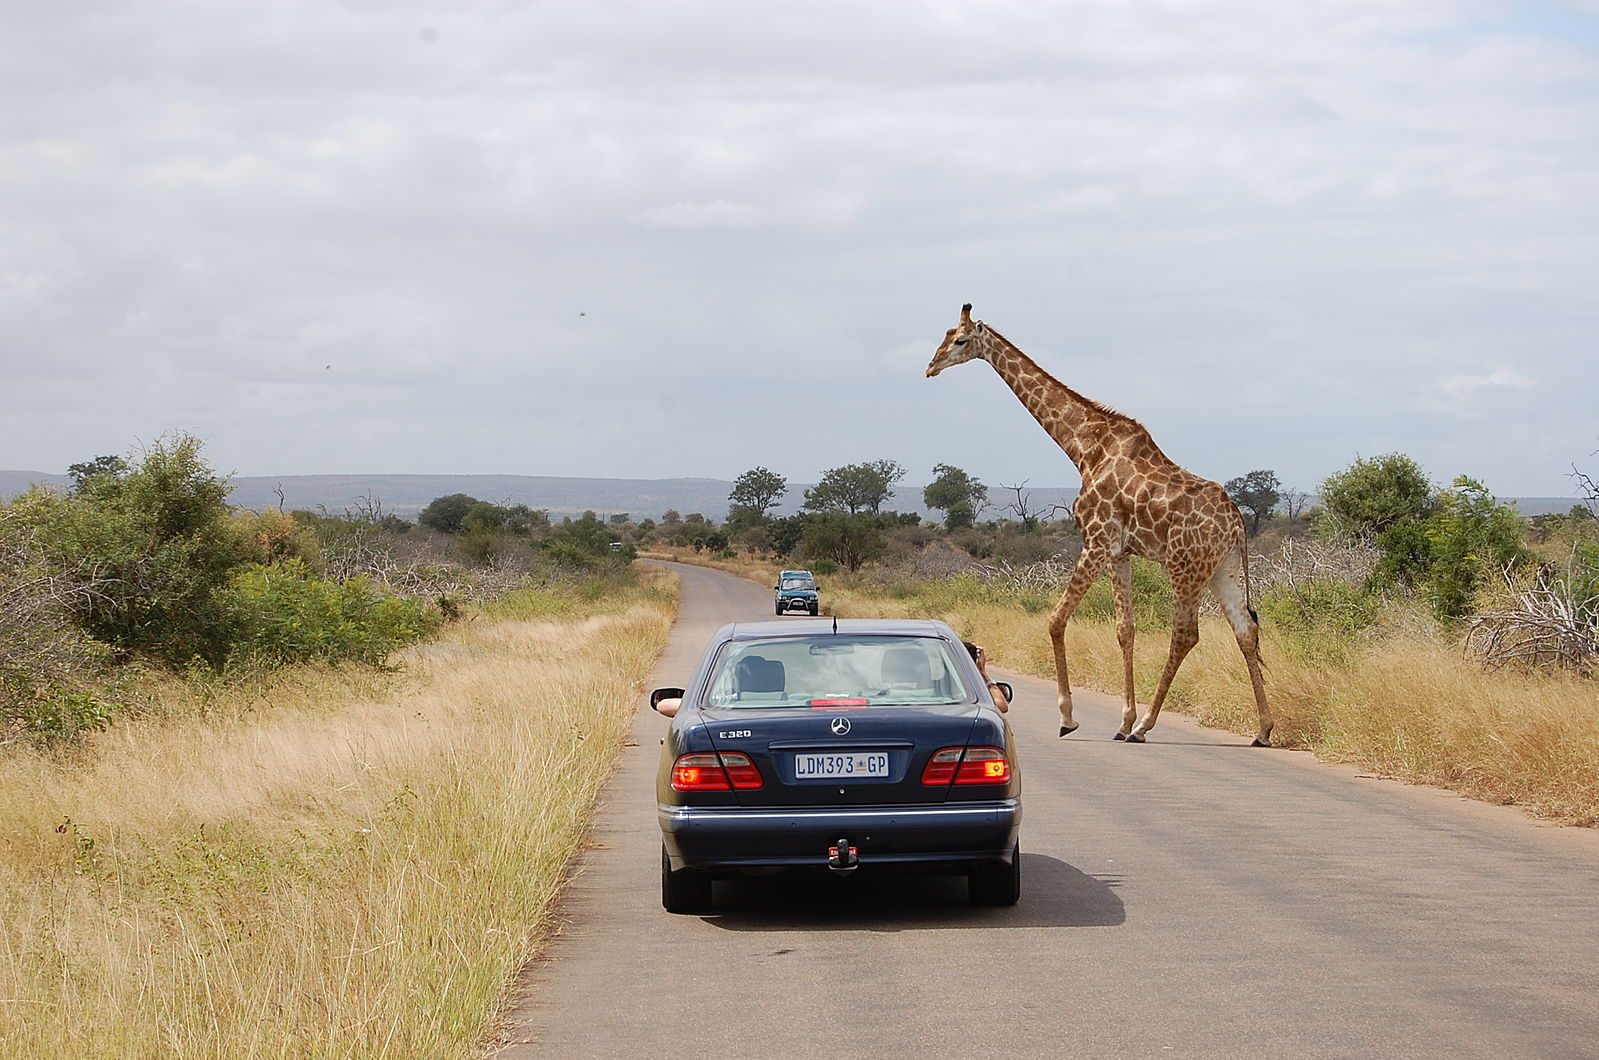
[926,303,985,377]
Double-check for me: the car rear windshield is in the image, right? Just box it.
[705,635,972,708]
[780,577,813,590]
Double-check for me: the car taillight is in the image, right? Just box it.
[671,752,764,791]
[809,698,869,708]
[921,746,1010,786]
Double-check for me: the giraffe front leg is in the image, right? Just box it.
[1048,550,1108,737]
[1125,584,1202,743]
[1110,557,1137,739]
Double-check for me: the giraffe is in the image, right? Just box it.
[926,304,1272,746]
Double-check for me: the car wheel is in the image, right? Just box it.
[661,844,712,914]
[969,841,1021,907]
[775,604,784,615]
[808,604,819,616]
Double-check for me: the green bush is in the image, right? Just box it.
[808,559,840,576]
[1259,581,1383,638]
[14,435,245,665]
[1421,477,1529,620]
[223,560,442,667]
[21,690,116,744]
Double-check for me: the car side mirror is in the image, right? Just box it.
[651,687,685,718]
[994,681,1013,704]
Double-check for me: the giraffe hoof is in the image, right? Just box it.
[1059,724,1078,737]
[1123,732,1146,744]
[1112,731,1127,741]
[1251,736,1271,748]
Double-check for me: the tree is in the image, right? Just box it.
[662,509,681,526]
[1421,476,1530,620]
[923,464,987,530]
[1225,469,1282,535]
[67,455,127,490]
[1574,442,1598,516]
[728,466,788,522]
[1282,488,1312,521]
[1318,454,1433,542]
[997,481,1068,533]
[766,515,807,558]
[801,512,885,571]
[804,460,906,514]
[24,434,241,664]
[418,493,479,535]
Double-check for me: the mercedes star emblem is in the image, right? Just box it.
[830,717,851,736]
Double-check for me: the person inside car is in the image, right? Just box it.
[964,641,1009,714]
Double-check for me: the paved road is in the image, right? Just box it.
[497,561,1599,1058]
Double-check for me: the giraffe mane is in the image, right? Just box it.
[981,324,1148,429]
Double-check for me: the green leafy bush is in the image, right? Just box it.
[1421,477,1530,620]
[15,434,245,665]
[21,690,116,744]
[1259,582,1383,638]
[223,560,442,667]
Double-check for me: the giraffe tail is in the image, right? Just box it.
[1241,520,1259,627]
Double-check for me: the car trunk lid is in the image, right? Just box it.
[702,702,979,806]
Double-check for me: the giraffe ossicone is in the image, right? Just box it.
[926,303,1272,747]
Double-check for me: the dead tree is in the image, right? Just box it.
[997,480,1070,532]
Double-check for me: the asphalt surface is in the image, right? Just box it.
[496,561,1599,1058]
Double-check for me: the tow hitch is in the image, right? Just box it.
[827,838,858,874]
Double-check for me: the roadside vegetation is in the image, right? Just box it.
[649,453,1599,825]
[1,435,675,1054]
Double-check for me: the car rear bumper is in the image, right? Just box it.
[659,799,1021,871]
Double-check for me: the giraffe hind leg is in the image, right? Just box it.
[1210,555,1273,746]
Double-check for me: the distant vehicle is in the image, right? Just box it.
[774,569,820,615]
[649,618,1020,913]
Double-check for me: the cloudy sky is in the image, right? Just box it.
[3,1,1596,497]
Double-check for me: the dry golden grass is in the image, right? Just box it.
[0,573,676,1057]
[827,581,1599,825]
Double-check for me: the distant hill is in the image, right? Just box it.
[1,469,1582,520]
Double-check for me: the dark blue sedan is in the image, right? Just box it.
[650,618,1021,913]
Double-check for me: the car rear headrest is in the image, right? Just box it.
[881,646,932,688]
[735,655,786,694]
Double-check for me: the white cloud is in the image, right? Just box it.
[1427,365,1539,417]
[638,199,767,230]
[0,1,1596,495]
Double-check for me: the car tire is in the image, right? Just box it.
[775,604,784,615]
[808,604,819,616]
[969,842,1021,907]
[661,844,712,914]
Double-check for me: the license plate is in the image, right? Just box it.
[793,752,889,780]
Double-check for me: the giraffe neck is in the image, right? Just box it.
[980,330,1111,474]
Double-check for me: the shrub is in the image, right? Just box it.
[14,434,244,665]
[1319,453,1433,541]
[418,494,479,535]
[801,512,885,572]
[809,559,840,576]
[0,509,116,744]
[222,559,442,667]
[21,690,116,744]
[1259,581,1384,638]
[1421,477,1529,620]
